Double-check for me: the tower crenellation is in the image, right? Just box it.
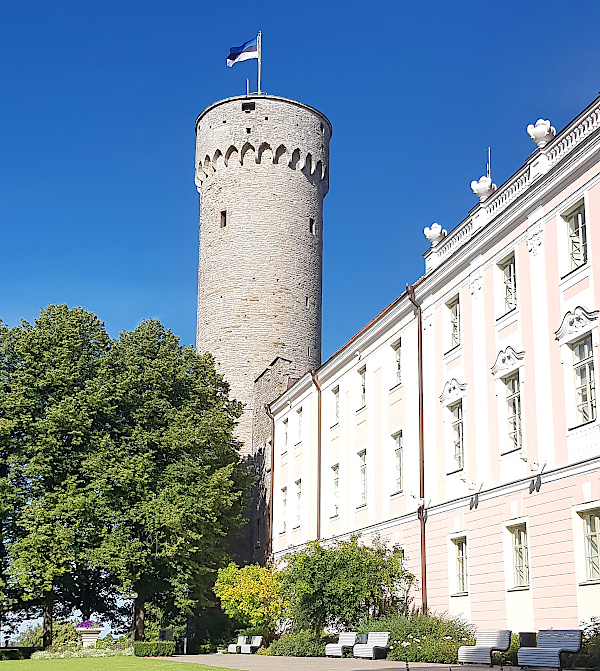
[195,94,332,455]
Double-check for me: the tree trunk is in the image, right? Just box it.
[133,597,145,641]
[42,590,53,649]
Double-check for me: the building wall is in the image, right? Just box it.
[271,96,600,631]
[195,95,331,453]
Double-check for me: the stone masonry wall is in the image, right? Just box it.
[195,95,331,454]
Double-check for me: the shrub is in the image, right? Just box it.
[565,616,600,669]
[32,645,133,660]
[280,535,414,632]
[268,630,335,657]
[0,647,38,661]
[359,612,475,664]
[133,641,176,657]
[493,633,519,666]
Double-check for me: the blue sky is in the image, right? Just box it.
[1,0,599,360]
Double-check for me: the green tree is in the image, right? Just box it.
[88,320,249,641]
[214,563,283,638]
[279,535,414,632]
[0,306,111,647]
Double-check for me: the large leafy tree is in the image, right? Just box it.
[88,319,249,640]
[279,535,414,632]
[0,308,249,645]
[0,306,111,647]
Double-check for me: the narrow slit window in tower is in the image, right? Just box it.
[309,218,315,235]
[220,210,227,228]
[246,127,251,134]
[242,102,255,112]
[305,296,309,307]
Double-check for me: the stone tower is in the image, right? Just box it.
[195,94,332,455]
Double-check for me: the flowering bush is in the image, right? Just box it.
[359,611,475,664]
[32,644,132,659]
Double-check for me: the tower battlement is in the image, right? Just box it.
[195,94,332,455]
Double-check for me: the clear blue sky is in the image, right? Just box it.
[1,0,599,360]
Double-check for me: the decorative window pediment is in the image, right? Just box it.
[491,346,525,379]
[555,306,599,346]
[439,378,467,406]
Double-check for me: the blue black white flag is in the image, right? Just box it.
[227,36,259,67]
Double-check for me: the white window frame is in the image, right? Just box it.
[499,253,517,315]
[332,386,339,425]
[555,307,599,434]
[439,378,467,478]
[391,339,402,387]
[295,479,301,528]
[454,536,468,594]
[358,449,367,507]
[509,523,530,588]
[393,431,403,494]
[297,407,303,444]
[358,366,366,409]
[573,501,600,585]
[450,401,464,473]
[331,464,339,518]
[281,487,287,534]
[446,295,461,351]
[491,347,526,461]
[505,371,522,453]
[566,203,588,273]
[572,334,596,426]
[582,509,600,582]
[282,417,288,453]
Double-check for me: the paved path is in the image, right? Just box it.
[171,655,520,671]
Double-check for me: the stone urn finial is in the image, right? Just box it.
[424,223,447,247]
[527,119,556,148]
[470,175,497,202]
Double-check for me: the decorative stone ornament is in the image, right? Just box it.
[439,378,467,405]
[526,221,544,255]
[424,223,447,247]
[555,306,599,346]
[527,119,556,148]
[491,346,525,379]
[76,622,104,648]
[470,175,497,201]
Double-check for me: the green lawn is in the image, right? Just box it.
[0,658,239,671]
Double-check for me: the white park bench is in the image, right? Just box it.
[240,635,263,654]
[227,636,246,654]
[518,629,582,671]
[458,630,511,666]
[325,632,357,657]
[353,631,390,659]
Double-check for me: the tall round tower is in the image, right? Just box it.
[195,94,332,454]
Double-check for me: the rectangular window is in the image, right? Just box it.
[309,218,315,235]
[358,367,366,408]
[333,386,339,424]
[281,487,287,533]
[583,510,600,581]
[220,210,227,227]
[568,204,587,271]
[454,537,468,593]
[295,479,301,528]
[283,418,288,451]
[573,335,596,425]
[506,372,522,452]
[332,464,339,517]
[359,450,367,506]
[297,407,303,442]
[393,432,403,493]
[511,524,529,587]
[448,296,460,349]
[392,340,402,386]
[500,255,517,313]
[450,401,464,472]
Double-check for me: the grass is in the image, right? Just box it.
[0,658,239,671]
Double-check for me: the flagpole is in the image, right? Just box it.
[257,31,262,94]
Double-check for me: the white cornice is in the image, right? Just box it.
[555,306,599,346]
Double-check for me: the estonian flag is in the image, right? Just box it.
[227,36,259,67]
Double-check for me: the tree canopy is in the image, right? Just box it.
[0,305,249,645]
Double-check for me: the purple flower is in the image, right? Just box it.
[76,620,104,628]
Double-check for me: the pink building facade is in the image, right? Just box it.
[270,96,600,632]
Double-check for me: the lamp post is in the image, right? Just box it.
[130,592,138,646]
